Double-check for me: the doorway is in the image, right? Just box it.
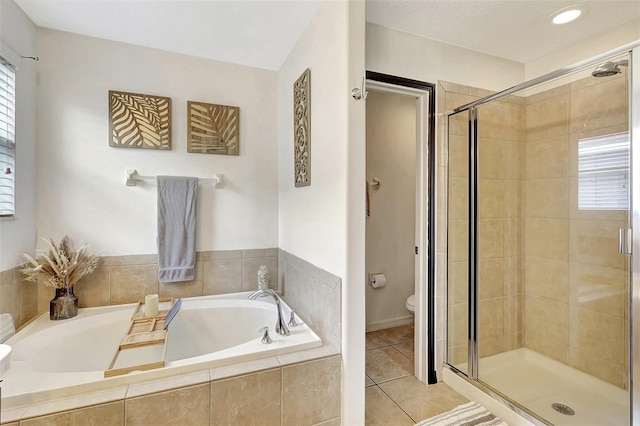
[363,72,436,389]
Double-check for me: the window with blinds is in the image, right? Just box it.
[578,132,630,210]
[0,57,16,217]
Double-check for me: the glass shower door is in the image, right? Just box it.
[474,53,631,425]
[446,110,470,374]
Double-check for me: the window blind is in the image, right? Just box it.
[0,57,16,217]
[578,132,629,210]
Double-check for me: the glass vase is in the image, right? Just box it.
[50,285,78,320]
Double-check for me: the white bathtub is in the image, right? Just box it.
[2,292,321,407]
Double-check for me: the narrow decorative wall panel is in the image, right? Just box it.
[293,68,311,187]
[109,90,171,149]
[187,101,239,155]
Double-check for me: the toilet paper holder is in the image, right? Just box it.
[369,273,386,288]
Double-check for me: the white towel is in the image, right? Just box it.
[157,176,198,283]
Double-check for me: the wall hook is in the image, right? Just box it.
[20,56,39,62]
[351,76,369,101]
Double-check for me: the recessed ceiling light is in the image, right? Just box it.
[550,5,588,25]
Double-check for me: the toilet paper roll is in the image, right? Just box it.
[144,294,160,317]
[370,273,386,289]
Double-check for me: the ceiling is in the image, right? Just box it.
[14,0,640,70]
[366,0,640,63]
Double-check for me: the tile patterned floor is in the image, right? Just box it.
[365,325,469,425]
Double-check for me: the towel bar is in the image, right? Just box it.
[124,169,225,189]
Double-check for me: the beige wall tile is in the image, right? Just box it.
[504,142,524,180]
[569,75,628,134]
[447,220,469,262]
[242,256,278,291]
[243,248,279,258]
[202,258,242,295]
[569,262,626,317]
[125,384,209,426]
[210,369,281,426]
[448,177,468,220]
[478,258,504,300]
[448,136,468,178]
[478,298,504,340]
[478,219,504,259]
[159,262,203,298]
[505,102,525,142]
[0,279,21,329]
[525,257,568,303]
[503,295,523,351]
[569,219,627,269]
[525,83,569,104]
[448,261,468,305]
[282,356,341,426]
[569,347,625,389]
[198,250,243,261]
[312,417,341,426]
[447,303,468,347]
[504,181,523,219]
[478,100,506,140]
[525,178,568,219]
[479,335,505,358]
[445,92,477,114]
[478,139,506,179]
[110,264,159,305]
[525,137,568,179]
[503,221,524,260]
[524,295,568,363]
[525,94,569,141]
[19,401,124,426]
[108,254,157,266]
[525,218,568,261]
[503,256,523,295]
[20,277,38,327]
[74,266,110,308]
[0,268,14,286]
[569,306,624,365]
[478,179,504,219]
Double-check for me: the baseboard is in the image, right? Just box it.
[366,315,414,332]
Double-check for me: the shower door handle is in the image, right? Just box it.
[619,228,632,255]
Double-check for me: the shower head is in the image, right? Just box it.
[592,60,629,77]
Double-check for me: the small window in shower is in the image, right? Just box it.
[0,56,16,217]
[578,132,630,210]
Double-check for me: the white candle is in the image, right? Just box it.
[144,294,159,317]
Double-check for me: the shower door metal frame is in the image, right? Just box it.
[631,45,640,426]
[443,40,640,426]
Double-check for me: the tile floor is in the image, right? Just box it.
[365,325,469,425]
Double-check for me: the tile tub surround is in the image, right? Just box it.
[0,266,37,331]
[36,248,279,314]
[1,350,341,425]
[278,249,342,349]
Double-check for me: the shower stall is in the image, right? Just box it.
[443,43,640,425]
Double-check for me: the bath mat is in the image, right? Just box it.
[415,401,508,426]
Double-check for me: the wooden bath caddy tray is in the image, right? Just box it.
[104,298,175,378]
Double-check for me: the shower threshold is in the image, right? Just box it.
[449,348,628,426]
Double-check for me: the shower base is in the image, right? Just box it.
[449,348,628,425]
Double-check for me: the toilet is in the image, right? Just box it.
[406,294,415,314]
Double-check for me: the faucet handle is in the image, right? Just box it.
[259,326,272,344]
[288,311,299,327]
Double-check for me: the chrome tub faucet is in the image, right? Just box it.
[248,288,290,336]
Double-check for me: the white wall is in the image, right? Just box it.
[277,1,349,278]
[525,17,640,80]
[0,0,37,271]
[36,29,279,255]
[365,90,415,329]
[366,23,524,93]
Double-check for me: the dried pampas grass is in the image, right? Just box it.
[22,236,100,288]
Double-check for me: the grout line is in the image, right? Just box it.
[376,382,417,423]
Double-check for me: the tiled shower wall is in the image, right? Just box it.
[439,71,629,388]
[523,72,629,388]
[440,81,525,366]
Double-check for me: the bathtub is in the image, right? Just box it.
[2,291,322,408]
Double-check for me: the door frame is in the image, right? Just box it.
[365,71,437,384]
